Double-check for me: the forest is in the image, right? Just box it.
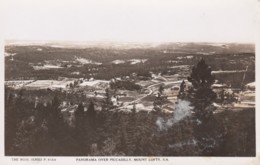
[4,89,255,156]
[5,59,255,156]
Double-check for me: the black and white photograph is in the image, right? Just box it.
[4,41,256,156]
[1,0,259,164]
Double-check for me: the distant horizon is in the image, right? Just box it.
[5,39,254,53]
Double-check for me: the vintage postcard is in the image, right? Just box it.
[0,0,259,164]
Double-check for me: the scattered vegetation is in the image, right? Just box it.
[5,59,255,156]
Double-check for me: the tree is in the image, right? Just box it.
[73,102,87,154]
[69,83,73,88]
[90,138,125,156]
[75,103,84,115]
[75,103,85,131]
[47,96,65,140]
[86,101,96,126]
[187,59,216,122]
[153,85,167,112]
[10,116,51,156]
[50,96,61,117]
[104,88,113,110]
[179,80,186,97]
[186,59,218,155]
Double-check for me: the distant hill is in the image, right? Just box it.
[5,40,254,54]
[5,40,255,81]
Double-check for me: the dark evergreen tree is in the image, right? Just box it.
[178,80,186,98]
[153,85,167,112]
[104,88,113,110]
[187,59,216,122]
[73,102,86,155]
[47,96,66,141]
[51,96,60,117]
[187,59,218,155]
[86,101,96,119]
[75,103,85,131]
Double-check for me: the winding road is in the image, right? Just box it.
[122,79,184,108]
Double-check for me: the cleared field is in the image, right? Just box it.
[120,103,154,112]
[24,80,74,89]
[136,80,155,87]
[32,64,64,70]
[79,80,109,88]
[5,80,35,89]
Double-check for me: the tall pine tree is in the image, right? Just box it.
[186,59,219,155]
[187,58,216,122]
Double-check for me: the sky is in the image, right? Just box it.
[1,0,258,43]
